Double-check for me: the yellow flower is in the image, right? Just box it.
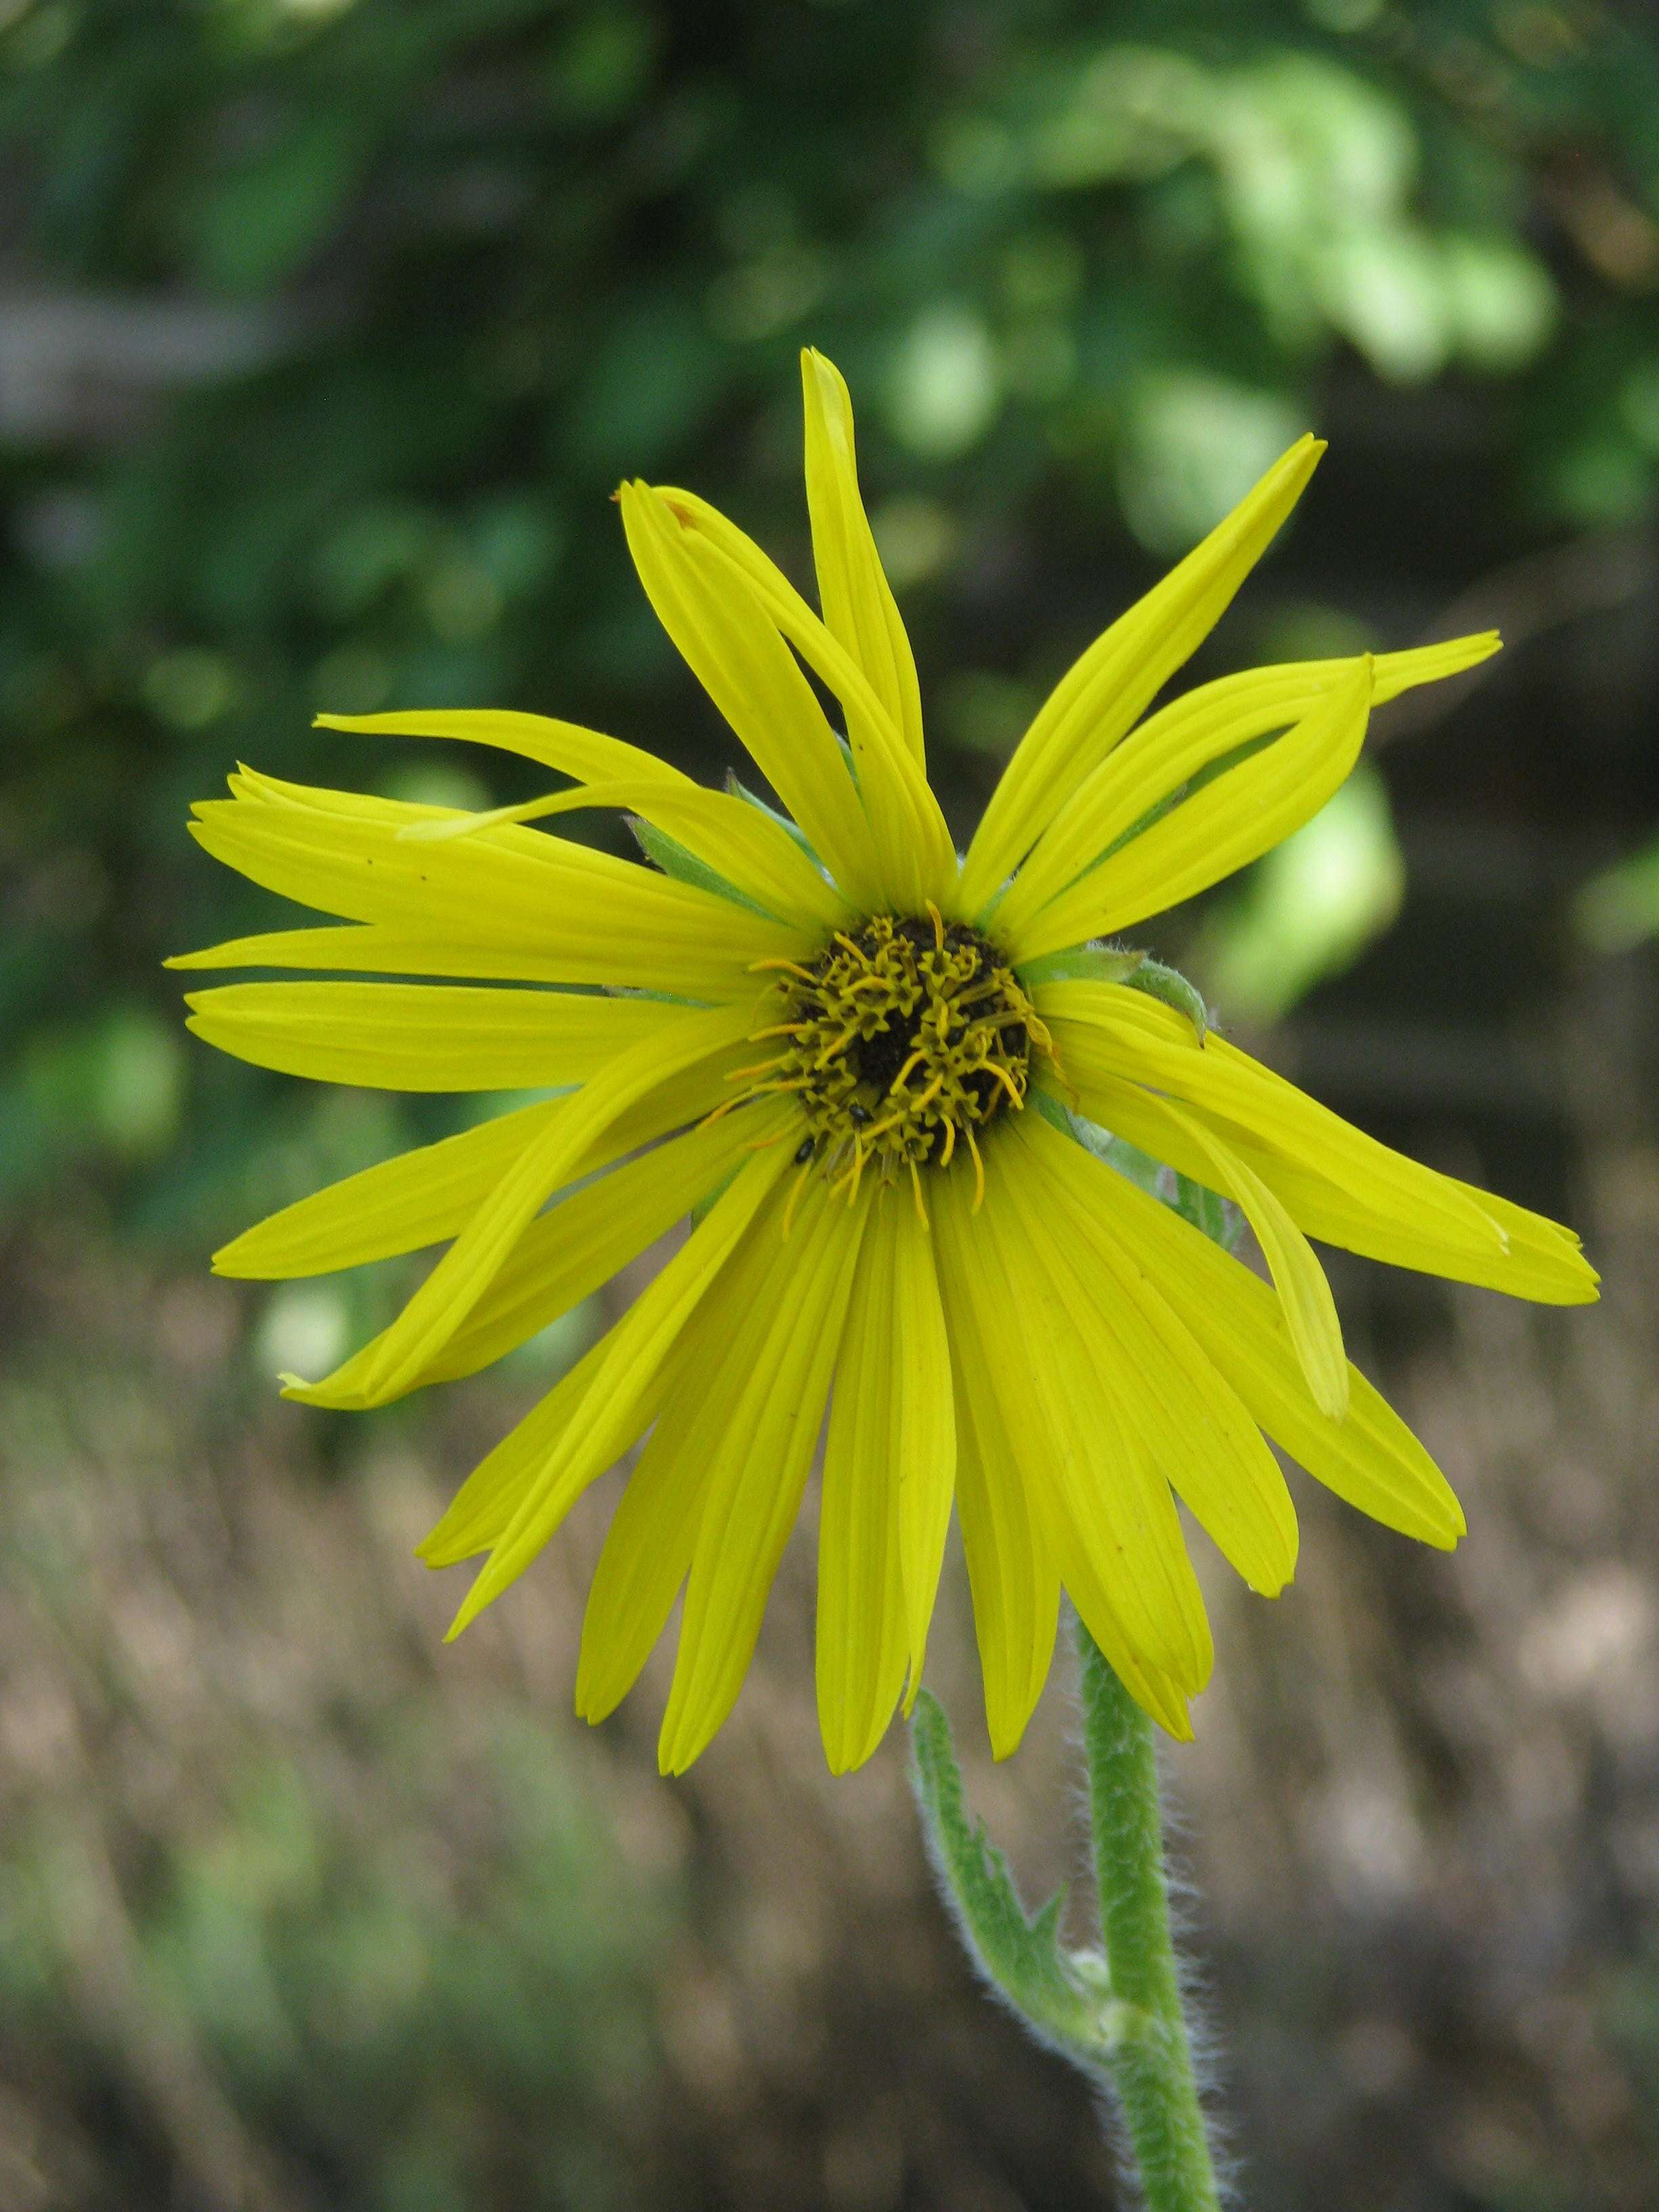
[173,350,1597,1776]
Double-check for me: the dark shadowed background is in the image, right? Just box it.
[3,2,1659,2207]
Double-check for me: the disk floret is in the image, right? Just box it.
[738,908,1050,1211]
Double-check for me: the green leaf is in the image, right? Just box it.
[1574,834,1659,954]
[626,817,773,917]
[909,1690,1117,2072]
[189,112,371,294]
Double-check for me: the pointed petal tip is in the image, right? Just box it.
[1280,431,1326,478]
[444,1578,496,1641]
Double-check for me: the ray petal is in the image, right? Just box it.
[658,1175,869,1774]
[996,637,1496,939]
[1019,1111,1465,1548]
[960,435,1324,913]
[1009,659,1374,958]
[286,1001,755,1410]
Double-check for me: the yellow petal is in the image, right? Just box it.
[653,484,957,907]
[996,636,1497,939]
[216,1037,762,1282]
[216,1096,565,1277]
[287,1000,754,1410]
[1011,658,1374,958]
[800,348,926,766]
[1042,985,1519,1278]
[435,1134,797,1624]
[294,1105,784,1418]
[1436,1182,1597,1305]
[314,706,695,790]
[573,1393,715,1729]
[960,434,1324,914]
[417,1335,612,1566]
[657,1175,869,1774]
[1006,1116,1299,1594]
[166,924,635,984]
[1154,1099,1349,1421]
[188,777,804,998]
[617,480,882,908]
[890,1206,957,1700]
[417,1103,792,1391]
[404,777,849,933]
[184,979,678,1092]
[1022,1110,1465,1547]
[1082,1072,1597,1307]
[933,1148,1212,1706]
[814,1206,911,1774]
[930,1228,1059,1757]
[574,1185,803,1726]
[935,1170,1194,1737]
[815,1197,956,1770]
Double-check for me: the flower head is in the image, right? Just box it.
[174,350,1597,1774]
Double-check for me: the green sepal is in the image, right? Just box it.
[909,1691,1140,2074]
[1121,956,1210,1042]
[1168,1170,1244,1251]
[1013,941,1210,1048]
[1034,1088,1244,1251]
[626,815,773,918]
[723,772,823,866]
[1033,1086,1168,1202]
[1016,943,1147,990]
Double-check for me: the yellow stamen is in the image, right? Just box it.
[781,1163,812,1239]
[964,1124,986,1213]
[748,958,821,985]
[747,911,1051,1209]
[909,1160,930,1229]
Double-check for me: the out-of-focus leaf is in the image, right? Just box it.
[1195,764,1404,1021]
[1574,838,1659,954]
[188,111,375,293]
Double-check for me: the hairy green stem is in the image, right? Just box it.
[1076,1620,1222,2211]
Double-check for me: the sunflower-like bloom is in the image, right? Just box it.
[173,352,1596,1774]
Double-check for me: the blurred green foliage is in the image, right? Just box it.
[5,0,1659,1268]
